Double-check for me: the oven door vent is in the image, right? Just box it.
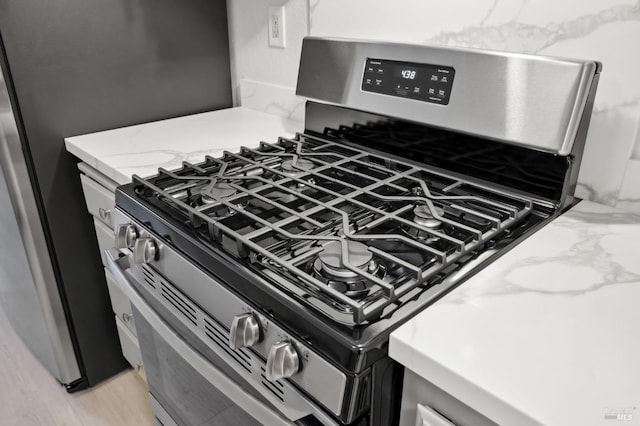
[138,264,254,374]
[141,264,156,289]
[141,265,197,326]
[260,366,285,402]
[160,283,198,326]
[203,318,253,373]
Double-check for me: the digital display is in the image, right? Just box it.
[399,69,417,80]
[362,58,455,105]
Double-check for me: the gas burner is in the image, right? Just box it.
[413,204,444,229]
[185,181,246,219]
[281,158,314,176]
[196,181,236,204]
[398,205,447,242]
[311,240,382,298]
[318,240,375,278]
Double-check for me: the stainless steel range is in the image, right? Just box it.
[106,38,600,425]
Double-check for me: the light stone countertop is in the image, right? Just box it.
[64,107,302,185]
[389,200,640,426]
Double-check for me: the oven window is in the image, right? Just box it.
[133,303,264,425]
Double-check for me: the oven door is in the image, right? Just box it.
[106,250,337,426]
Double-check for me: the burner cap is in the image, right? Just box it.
[413,204,445,229]
[199,182,236,203]
[318,240,374,279]
[281,158,314,175]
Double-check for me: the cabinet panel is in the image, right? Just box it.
[399,369,498,426]
[416,404,456,426]
[77,162,119,193]
[77,162,142,370]
[105,268,136,336]
[80,173,116,228]
[115,316,142,368]
[93,217,114,266]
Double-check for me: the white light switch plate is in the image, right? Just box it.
[268,6,286,48]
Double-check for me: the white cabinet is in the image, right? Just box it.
[105,269,136,336]
[115,316,143,369]
[415,404,455,426]
[77,162,141,370]
[399,369,498,426]
[79,172,116,228]
[93,218,113,267]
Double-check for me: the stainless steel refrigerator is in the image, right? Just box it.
[0,0,231,391]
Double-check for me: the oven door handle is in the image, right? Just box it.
[106,250,297,426]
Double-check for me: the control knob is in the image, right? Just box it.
[265,341,301,382]
[115,224,138,249]
[132,238,158,264]
[229,313,262,350]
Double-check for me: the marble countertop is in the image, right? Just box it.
[64,107,302,185]
[390,200,640,426]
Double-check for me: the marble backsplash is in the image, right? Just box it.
[239,79,305,123]
[233,0,640,213]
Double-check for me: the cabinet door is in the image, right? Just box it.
[416,404,456,426]
[93,218,114,266]
[105,268,136,336]
[80,173,116,228]
[399,369,497,426]
[115,316,142,369]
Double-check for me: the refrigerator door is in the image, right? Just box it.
[0,67,81,384]
[0,0,231,386]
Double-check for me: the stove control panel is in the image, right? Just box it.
[229,313,262,350]
[114,208,348,416]
[361,58,455,105]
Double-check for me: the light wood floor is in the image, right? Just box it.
[0,305,154,426]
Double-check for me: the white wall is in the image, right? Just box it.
[227,0,308,121]
[228,0,640,212]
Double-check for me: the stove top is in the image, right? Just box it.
[130,128,540,326]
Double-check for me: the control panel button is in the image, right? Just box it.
[430,75,438,81]
[266,341,301,381]
[438,89,446,96]
[132,238,158,264]
[115,224,138,249]
[229,313,262,350]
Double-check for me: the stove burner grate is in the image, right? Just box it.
[133,132,534,324]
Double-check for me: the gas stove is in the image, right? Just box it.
[108,38,600,426]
